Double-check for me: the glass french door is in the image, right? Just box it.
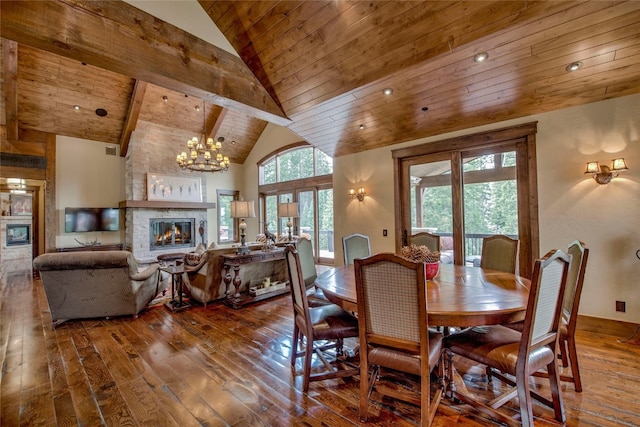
[395,123,539,278]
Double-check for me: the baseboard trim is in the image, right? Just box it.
[577,314,640,338]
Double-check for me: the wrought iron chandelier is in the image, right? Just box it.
[176,102,230,173]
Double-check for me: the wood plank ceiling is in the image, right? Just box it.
[2,0,640,162]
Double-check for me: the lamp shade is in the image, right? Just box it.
[278,202,299,218]
[230,200,256,218]
[611,158,629,172]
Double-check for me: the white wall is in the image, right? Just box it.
[56,136,125,247]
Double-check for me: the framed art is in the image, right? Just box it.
[147,173,202,202]
[10,194,33,216]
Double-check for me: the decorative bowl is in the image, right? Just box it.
[425,262,440,280]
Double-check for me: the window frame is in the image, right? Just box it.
[216,189,239,245]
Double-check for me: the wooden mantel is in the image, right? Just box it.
[119,200,216,209]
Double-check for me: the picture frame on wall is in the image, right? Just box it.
[146,173,202,203]
[10,194,33,216]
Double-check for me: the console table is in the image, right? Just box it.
[221,248,289,309]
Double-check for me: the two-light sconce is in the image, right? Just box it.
[349,187,366,202]
[585,158,629,185]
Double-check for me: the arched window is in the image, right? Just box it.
[258,144,334,263]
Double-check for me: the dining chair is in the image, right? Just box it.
[495,240,589,392]
[354,253,444,426]
[296,236,331,306]
[410,232,441,253]
[284,246,359,392]
[342,233,371,265]
[480,234,519,274]
[444,249,571,427]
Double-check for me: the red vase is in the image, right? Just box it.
[425,262,440,280]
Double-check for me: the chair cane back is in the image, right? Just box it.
[342,233,372,265]
[410,232,441,253]
[444,249,571,427]
[480,234,519,274]
[355,253,444,426]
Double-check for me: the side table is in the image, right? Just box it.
[161,264,191,312]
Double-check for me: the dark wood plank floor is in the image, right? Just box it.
[2,264,640,426]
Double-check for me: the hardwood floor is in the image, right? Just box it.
[2,265,640,426]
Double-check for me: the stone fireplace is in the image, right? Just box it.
[123,121,214,263]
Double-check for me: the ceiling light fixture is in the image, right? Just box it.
[359,124,365,130]
[162,95,168,102]
[473,52,489,63]
[176,101,230,173]
[383,88,393,95]
[73,105,80,110]
[566,61,583,72]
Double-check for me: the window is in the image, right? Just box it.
[258,144,334,263]
[259,145,333,185]
[217,190,239,244]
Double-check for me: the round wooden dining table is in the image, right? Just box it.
[315,263,530,327]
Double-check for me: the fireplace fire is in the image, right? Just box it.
[149,218,195,250]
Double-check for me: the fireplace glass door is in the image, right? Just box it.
[150,219,195,250]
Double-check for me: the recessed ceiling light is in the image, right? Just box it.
[73,105,80,110]
[473,52,489,63]
[162,95,168,102]
[95,108,108,117]
[195,105,200,111]
[421,106,429,112]
[383,88,393,95]
[359,124,365,130]
[566,61,583,72]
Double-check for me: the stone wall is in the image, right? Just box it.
[125,121,210,262]
[1,216,33,273]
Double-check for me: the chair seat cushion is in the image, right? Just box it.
[369,331,443,375]
[304,304,359,340]
[444,325,555,375]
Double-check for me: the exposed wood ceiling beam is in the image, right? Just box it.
[120,80,147,157]
[207,107,228,140]
[0,0,290,126]
[2,38,19,142]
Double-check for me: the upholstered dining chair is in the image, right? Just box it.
[342,233,371,265]
[354,253,444,426]
[480,234,519,274]
[444,249,571,427]
[284,246,359,392]
[296,236,331,306]
[496,240,589,392]
[410,232,441,253]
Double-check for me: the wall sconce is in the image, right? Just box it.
[349,187,366,202]
[585,158,629,185]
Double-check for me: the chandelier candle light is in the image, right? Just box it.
[176,102,230,173]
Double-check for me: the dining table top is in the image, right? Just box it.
[315,263,530,327]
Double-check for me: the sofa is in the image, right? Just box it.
[33,250,160,325]
[182,243,265,306]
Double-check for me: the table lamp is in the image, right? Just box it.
[277,199,299,242]
[230,200,256,255]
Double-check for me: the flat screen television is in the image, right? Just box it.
[64,207,120,233]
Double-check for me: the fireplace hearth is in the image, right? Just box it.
[150,218,195,251]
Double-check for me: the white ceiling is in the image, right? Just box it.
[122,0,238,56]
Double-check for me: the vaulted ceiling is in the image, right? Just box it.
[2,1,640,163]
